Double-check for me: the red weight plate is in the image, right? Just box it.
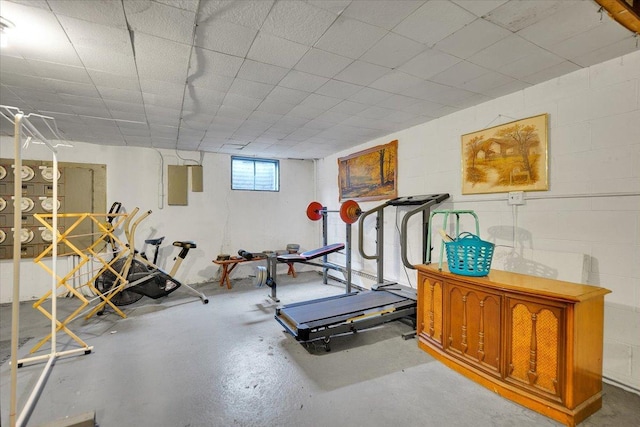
[306,201,323,221]
[340,199,361,224]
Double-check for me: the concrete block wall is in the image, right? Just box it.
[317,50,640,391]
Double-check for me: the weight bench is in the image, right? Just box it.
[258,243,346,302]
[276,243,345,263]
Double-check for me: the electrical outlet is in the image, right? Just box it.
[508,191,525,205]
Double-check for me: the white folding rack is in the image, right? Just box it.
[1,105,85,427]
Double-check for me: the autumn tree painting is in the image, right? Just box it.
[461,114,548,194]
[338,140,397,202]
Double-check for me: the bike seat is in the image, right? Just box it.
[174,241,197,249]
[145,236,165,246]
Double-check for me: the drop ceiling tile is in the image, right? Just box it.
[49,80,100,98]
[316,109,351,123]
[143,92,183,110]
[181,113,214,128]
[498,50,566,80]
[189,47,244,81]
[300,93,342,110]
[342,0,424,30]
[430,61,490,87]
[479,79,531,98]
[156,0,199,13]
[360,32,425,68]
[434,18,512,59]
[316,80,363,99]
[261,0,337,45]
[247,32,309,68]
[451,0,508,17]
[58,93,105,109]
[570,35,639,68]
[187,73,234,93]
[398,99,449,116]
[468,34,547,71]
[124,1,196,44]
[377,94,422,110]
[279,70,329,92]
[216,105,252,120]
[153,137,179,149]
[76,48,138,77]
[483,0,565,32]
[197,0,274,30]
[294,48,353,78]
[399,80,454,101]
[238,60,289,85]
[304,118,339,130]
[223,93,263,110]
[349,87,392,105]
[394,0,476,45]
[248,111,284,124]
[257,98,296,115]
[264,86,310,105]
[183,91,223,114]
[357,105,397,120]
[370,70,424,93]
[0,55,35,77]
[194,19,257,57]
[315,16,387,59]
[548,22,634,64]
[209,116,244,131]
[460,71,517,94]
[57,15,131,53]
[287,127,322,142]
[46,0,127,28]
[516,1,601,49]
[140,79,184,99]
[333,61,391,86]
[134,33,191,83]
[226,79,274,100]
[330,100,369,115]
[1,73,54,92]
[288,104,326,120]
[86,70,141,91]
[97,87,143,104]
[398,49,463,79]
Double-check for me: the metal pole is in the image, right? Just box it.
[345,222,352,293]
[9,113,23,427]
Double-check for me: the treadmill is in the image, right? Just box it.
[275,193,449,351]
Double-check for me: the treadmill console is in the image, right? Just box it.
[386,193,449,206]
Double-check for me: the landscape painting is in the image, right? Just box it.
[338,140,397,202]
[462,114,548,195]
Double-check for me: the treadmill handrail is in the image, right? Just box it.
[357,204,385,260]
[399,196,449,270]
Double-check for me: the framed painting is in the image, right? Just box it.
[461,113,548,195]
[338,140,397,202]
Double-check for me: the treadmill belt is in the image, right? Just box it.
[279,291,408,325]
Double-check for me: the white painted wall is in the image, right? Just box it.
[317,50,640,391]
[0,140,317,302]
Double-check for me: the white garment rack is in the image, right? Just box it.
[1,105,89,427]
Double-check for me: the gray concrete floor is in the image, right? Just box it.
[1,272,639,427]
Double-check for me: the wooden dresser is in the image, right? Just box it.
[416,264,610,426]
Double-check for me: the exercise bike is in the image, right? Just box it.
[94,207,208,308]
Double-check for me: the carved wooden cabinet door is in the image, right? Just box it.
[505,296,565,403]
[444,280,502,376]
[417,272,444,347]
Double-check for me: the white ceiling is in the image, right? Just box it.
[0,0,638,159]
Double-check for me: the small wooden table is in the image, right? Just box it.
[212,257,262,289]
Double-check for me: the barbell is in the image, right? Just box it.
[305,200,362,224]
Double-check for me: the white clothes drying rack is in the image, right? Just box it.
[1,105,89,427]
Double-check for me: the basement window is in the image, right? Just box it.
[231,156,280,192]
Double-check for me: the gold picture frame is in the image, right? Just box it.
[338,140,398,202]
[461,114,548,195]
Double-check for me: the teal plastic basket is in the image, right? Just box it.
[444,232,495,277]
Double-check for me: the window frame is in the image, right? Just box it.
[230,156,280,192]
